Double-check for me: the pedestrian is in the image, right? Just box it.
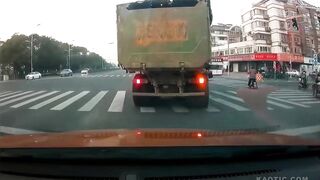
[247,66,257,87]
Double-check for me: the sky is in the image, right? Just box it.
[0,0,318,63]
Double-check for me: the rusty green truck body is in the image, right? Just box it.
[116,0,212,107]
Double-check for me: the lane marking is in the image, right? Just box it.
[140,107,156,113]
[29,91,74,109]
[212,91,244,102]
[11,91,59,108]
[110,75,114,77]
[268,96,311,108]
[266,100,294,109]
[51,91,90,111]
[271,96,313,99]
[288,98,317,101]
[210,97,250,111]
[0,91,33,102]
[270,125,320,136]
[267,107,274,110]
[271,93,309,95]
[206,106,221,112]
[108,91,126,112]
[116,75,120,77]
[171,105,189,113]
[301,101,320,104]
[227,91,237,95]
[0,126,43,135]
[123,75,126,77]
[0,91,11,96]
[0,91,46,106]
[0,91,22,98]
[78,91,108,111]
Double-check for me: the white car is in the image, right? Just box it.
[81,69,89,76]
[285,69,300,77]
[25,72,41,80]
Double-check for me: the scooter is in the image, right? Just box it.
[298,77,308,89]
[248,78,258,89]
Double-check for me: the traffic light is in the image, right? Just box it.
[292,18,298,30]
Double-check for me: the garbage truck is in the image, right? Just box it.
[117,0,213,107]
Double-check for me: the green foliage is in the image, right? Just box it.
[0,34,113,77]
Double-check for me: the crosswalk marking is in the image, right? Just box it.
[271,93,309,95]
[266,100,294,109]
[29,91,74,109]
[171,105,189,113]
[110,75,114,77]
[123,75,126,77]
[11,91,59,108]
[0,91,11,96]
[140,107,156,113]
[288,98,316,101]
[206,106,221,112]
[268,96,310,108]
[0,91,33,102]
[108,91,126,112]
[78,91,108,111]
[212,91,244,102]
[0,91,22,98]
[116,75,120,77]
[227,91,237,95]
[210,97,250,111]
[301,101,320,104]
[273,95,313,98]
[267,107,274,110]
[0,91,46,106]
[51,91,90,111]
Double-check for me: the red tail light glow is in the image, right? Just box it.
[198,77,205,84]
[197,133,202,138]
[135,79,141,84]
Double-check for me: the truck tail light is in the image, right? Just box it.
[198,77,205,84]
[135,78,141,85]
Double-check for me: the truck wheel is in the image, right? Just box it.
[133,96,150,106]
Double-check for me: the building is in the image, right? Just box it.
[212,0,320,73]
[210,23,242,47]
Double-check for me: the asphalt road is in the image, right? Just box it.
[0,70,319,140]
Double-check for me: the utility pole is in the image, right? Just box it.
[30,34,33,73]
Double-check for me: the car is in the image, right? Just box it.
[81,69,89,76]
[25,72,41,80]
[285,69,300,77]
[60,69,73,77]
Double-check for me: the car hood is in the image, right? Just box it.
[0,129,319,148]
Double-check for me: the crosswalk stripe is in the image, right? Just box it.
[97,75,103,77]
[51,91,90,111]
[271,95,313,99]
[210,97,250,111]
[78,91,108,112]
[108,91,126,112]
[123,75,126,77]
[270,93,309,96]
[206,106,221,112]
[0,91,22,98]
[140,107,156,113]
[171,105,189,113]
[288,98,316,101]
[0,91,11,96]
[110,75,114,77]
[301,101,320,104]
[266,100,294,109]
[268,96,310,108]
[0,91,46,106]
[267,107,274,110]
[116,75,120,77]
[104,75,109,77]
[29,91,74,109]
[0,91,33,102]
[227,91,237,95]
[11,91,59,108]
[212,91,244,102]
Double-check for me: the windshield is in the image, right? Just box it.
[0,0,320,153]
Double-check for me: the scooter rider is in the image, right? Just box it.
[248,66,257,88]
[299,70,307,87]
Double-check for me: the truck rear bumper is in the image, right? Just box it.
[132,92,205,97]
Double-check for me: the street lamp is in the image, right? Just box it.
[68,40,74,69]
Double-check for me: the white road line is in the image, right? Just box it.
[271,95,313,98]
[212,91,244,102]
[108,91,126,112]
[227,91,237,95]
[110,75,114,77]
[116,75,120,77]
[123,75,126,77]
[0,91,33,102]
[0,126,42,135]
[270,125,320,136]
[11,91,59,108]
[0,91,22,98]
[78,91,108,112]
[97,75,103,77]
[29,91,74,109]
[270,93,309,96]
[301,101,320,104]
[267,107,274,110]
[51,91,90,111]
[0,91,46,106]
[210,97,250,111]
[266,100,294,109]
[268,96,310,108]
[206,106,221,112]
[0,91,11,96]
[140,107,156,113]
[288,98,317,101]
[171,105,189,113]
